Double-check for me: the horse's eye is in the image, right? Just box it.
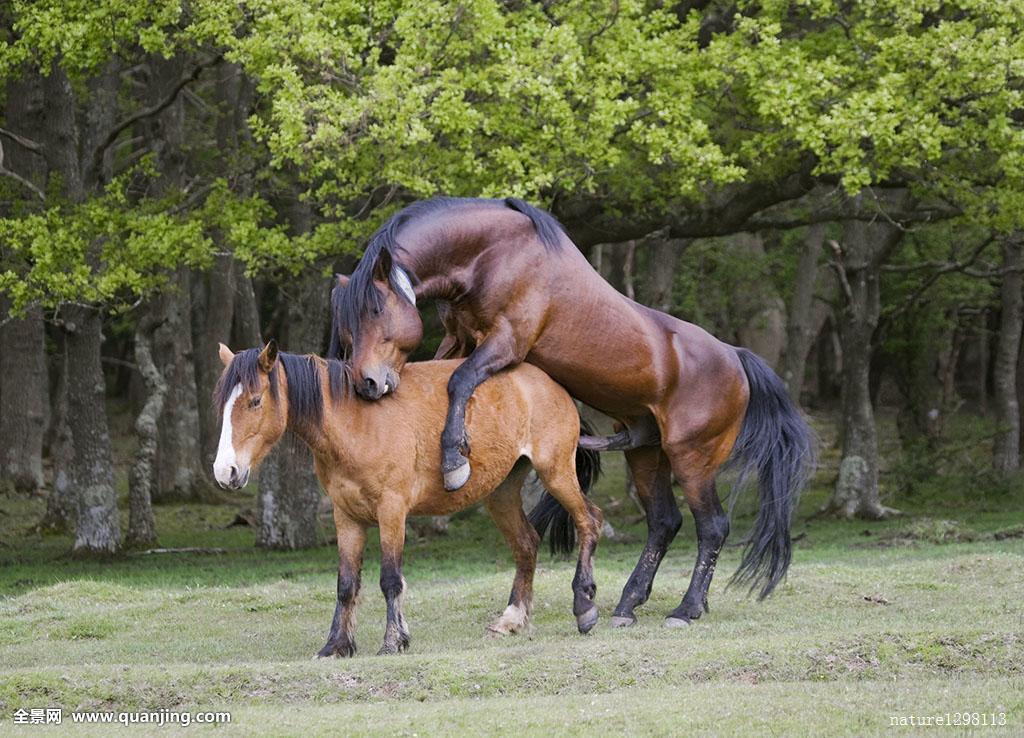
[250,396,262,410]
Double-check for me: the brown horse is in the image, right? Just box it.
[328,197,816,628]
[212,341,603,657]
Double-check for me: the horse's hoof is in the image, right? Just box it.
[316,640,355,658]
[443,460,471,491]
[663,616,691,629]
[610,615,637,629]
[576,606,599,634]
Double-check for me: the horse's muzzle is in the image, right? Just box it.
[358,371,399,400]
[215,464,250,490]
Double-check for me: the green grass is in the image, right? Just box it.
[1,446,1023,736]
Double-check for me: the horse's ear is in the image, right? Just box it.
[335,273,350,288]
[258,340,279,374]
[218,343,235,368]
[372,249,393,282]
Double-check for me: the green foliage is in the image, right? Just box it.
[2,0,1024,315]
[216,0,1024,229]
[0,167,209,312]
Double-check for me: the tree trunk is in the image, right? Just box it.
[255,198,326,550]
[193,64,256,467]
[824,200,906,520]
[232,262,262,347]
[0,302,47,494]
[40,63,120,553]
[151,270,211,501]
[39,330,76,531]
[782,224,830,401]
[193,256,237,469]
[892,308,958,451]
[638,236,685,312]
[127,315,165,547]
[604,241,636,298]
[0,73,48,495]
[993,239,1023,474]
[63,307,121,555]
[974,310,989,414]
[138,54,211,502]
[733,232,786,369]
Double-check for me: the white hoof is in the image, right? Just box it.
[663,617,691,629]
[444,462,471,491]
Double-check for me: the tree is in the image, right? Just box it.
[824,194,907,519]
[0,73,48,496]
[993,237,1024,474]
[781,224,832,402]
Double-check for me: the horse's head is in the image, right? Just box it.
[332,249,422,400]
[212,341,287,489]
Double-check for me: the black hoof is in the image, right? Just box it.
[663,616,691,629]
[377,640,409,656]
[610,615,637,628]
[317,639,356,658]
[667,601,700,626]
[576,605,599,634]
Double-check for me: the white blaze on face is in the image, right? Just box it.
[213,384,242,485]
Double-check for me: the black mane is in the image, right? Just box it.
[327,197,567,359]
[214,349,352,434]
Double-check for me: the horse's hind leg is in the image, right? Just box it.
[318,511,367,658]
[664,445,731,627]
[483,461,538,635]
[611,446,682,627]
[535,460,603,634]
[376,504,411,655]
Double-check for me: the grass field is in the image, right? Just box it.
[1,438,1023,736]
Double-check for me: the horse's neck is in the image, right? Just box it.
[278,367,330,458]
[398,216,490,300]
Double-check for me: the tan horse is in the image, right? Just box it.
[212,341,603,657]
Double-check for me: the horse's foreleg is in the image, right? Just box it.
[377,506,411,655]
[441,322,522,491]
[318,512,366,658]
[483,463,537,635]
[611,446,681,627]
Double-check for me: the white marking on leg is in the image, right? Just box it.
[490,603,528,634]
[213,384,242,485]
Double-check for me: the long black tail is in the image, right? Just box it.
[528,419,602,555]
[728,348,817,599]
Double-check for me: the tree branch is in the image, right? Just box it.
[0,127,44,154]
[877,235,995,332]
[558,158,818,246]
[90,55,223,178]
[0,139,46,202]
[827,239,855,305]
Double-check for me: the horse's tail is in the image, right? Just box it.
[528,419,602,555]
[504,198,566,252]
[727,347,817,599]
